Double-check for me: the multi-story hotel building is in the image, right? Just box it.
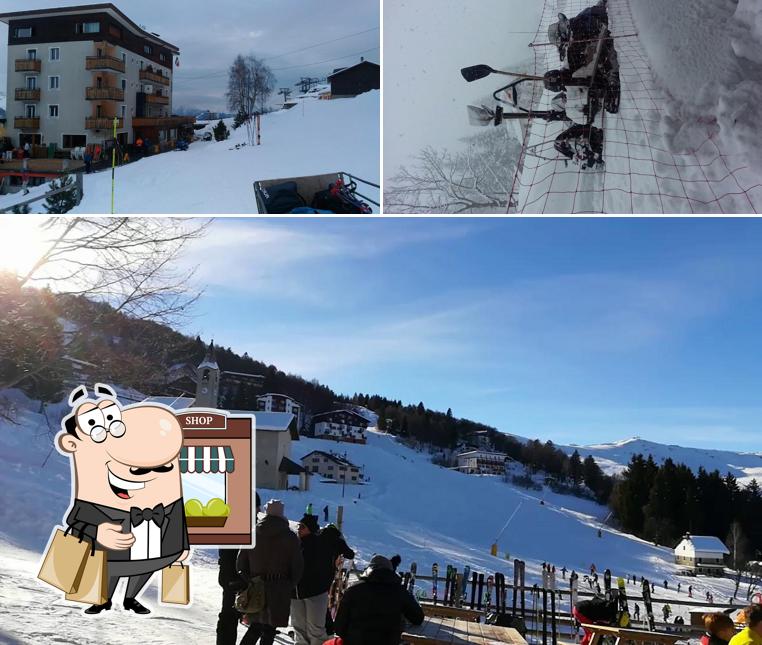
[0,3,192,150]
[256,393,304,432]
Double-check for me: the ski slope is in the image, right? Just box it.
[0,388,746,643]
[0,91,379,215]
[513,0,762,213]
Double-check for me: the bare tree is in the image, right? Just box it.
[0,217,210,393]
[226,55,276,144]
[727,521,751,599]
[385,128,521,213]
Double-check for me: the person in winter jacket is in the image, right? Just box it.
[333,555,424,645]
[701,612,736,645]
[573,597,619,645]
[729,605,762,645]
[237,500,303,645]
[291,513,334,645]
[216,493,260,645]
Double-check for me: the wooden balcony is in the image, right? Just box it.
[145,94,169,105]
[16,59,41,72]
[139,69,170,86]
[15,117,40,129]
[15,88,41,101]
[85,117,124,130]
[86,86,125,101]
[85,55,125,73]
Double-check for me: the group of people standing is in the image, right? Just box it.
[216,494,423,645]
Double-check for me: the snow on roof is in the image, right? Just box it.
[327,60,379,80]
[251,411,295,432]
[143,395,196,409]
[678,535,730,554]
[301,450,359,468]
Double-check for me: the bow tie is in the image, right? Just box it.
[130,504,166,528]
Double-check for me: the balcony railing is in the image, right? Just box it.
[86,86,125,101]
[131,116,195,128]
[15,117,40,129]
[86,56,125,73]
[16,58,41,72]
[145,94,169,105]
[15,88,41,101]
[139,69,170,86]
[85,117,124,130]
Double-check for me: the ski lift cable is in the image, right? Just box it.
[494,501,522,543]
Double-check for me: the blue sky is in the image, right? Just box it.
[179,218,762,453]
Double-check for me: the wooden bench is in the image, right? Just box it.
[404,616,527,644]
[421,603,484,622]
[582,623,687,645]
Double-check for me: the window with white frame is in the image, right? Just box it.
[120,105,126,118]
[50,47,60,61]
[49,76,60,90]
[49,105,59,118]
[25,104,36,118]
[14,26,33,38]
[144,44,153,55]
[25,76,37,90]
[79,21,100,34]
[27,49,37,60]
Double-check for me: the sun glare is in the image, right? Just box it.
[0,216,52,277]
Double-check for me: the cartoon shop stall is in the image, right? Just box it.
[175,410,255,546]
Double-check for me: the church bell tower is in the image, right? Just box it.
[195,341,220,408]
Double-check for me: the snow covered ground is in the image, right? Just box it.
[0,91,379,215]
[0,388,748,643]
[562,436,762,485]
[514,0,762,213]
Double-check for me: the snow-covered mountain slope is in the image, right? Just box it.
[0,387,741,635]
[515,0,762,213]
[0,91,379,214]
[562,436,762,485]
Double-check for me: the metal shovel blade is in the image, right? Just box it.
[461,64,495,82]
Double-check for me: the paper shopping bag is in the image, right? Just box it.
[65,549,108,605]
[37,527,91,594]
[161,563,190,605]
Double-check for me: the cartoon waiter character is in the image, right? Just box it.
[56,384,190,614]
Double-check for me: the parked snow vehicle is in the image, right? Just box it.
[461,0,620,169]
[253,171,379,214]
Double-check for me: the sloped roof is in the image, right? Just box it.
[143,395,196,409]
[327,60,379,80]
[279,456,306,475]
[312,409,370,426]
[678,535,730,554]
[301,450,358,468]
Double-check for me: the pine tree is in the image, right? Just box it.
[11,203,31,214]
[232,108,248,130]
[44,176,77,214]
[213,120,230,141]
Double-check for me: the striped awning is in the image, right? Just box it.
[180,446,235,474]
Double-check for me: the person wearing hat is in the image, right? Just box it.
[333,555,424,644]
[291,512,335,645]
[730,605,762,645]
[238,500,303,645]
